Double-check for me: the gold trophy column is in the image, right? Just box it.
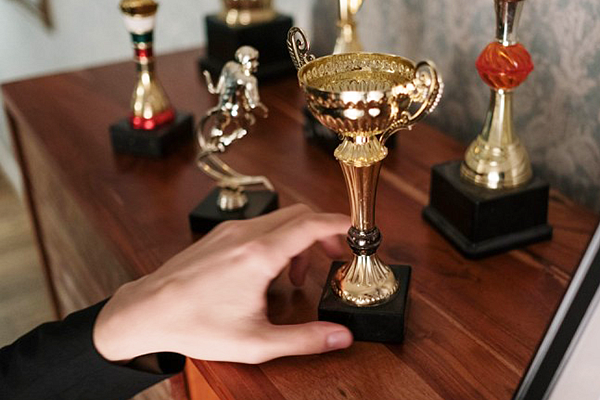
[460,0,533,189]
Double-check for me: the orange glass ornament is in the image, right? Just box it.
[475,42,533,90]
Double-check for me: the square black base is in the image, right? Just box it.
[189,188,279,232]
[318,262,411,343]
[109,112,194,158]
[303,107,396,154]
[422,160,552,258]
[199,14,295,81]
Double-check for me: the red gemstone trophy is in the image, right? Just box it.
[423,0,551,258]
[110,0,193,157]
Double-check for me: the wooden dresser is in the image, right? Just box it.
[3,49,598,399]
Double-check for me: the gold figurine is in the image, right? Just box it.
[220,0,276,26]
[197,46,273,211]
[288,28,442,307]
[460,0,534,189]
[333,0,364,54]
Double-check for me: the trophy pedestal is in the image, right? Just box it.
[423,161,552,258]
[318,262,411,343]
[109,112,194,158]
[189,188,278,232]
[199,14,294,81]
[303,107,396,154]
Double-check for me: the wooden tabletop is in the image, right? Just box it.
[3,48,599,400]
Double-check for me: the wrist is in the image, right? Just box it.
[93,279,157,362]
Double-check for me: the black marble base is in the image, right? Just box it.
[303,107,396,154]
[422,160,552,258]
[318,262,411,343]
[189,188,279,232]
[109,112,194,158]
[199,14,294,81]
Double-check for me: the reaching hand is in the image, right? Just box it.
[93,204,353,364]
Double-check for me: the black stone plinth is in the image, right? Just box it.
[422,160,552,259]
[303,107,396,154]
[189,188,279,232]
[199,14,294,81]
[109,112,194,158]
[318,262,411,343]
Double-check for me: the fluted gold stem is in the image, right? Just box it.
[332,138,399,307]
[461,89,532,189]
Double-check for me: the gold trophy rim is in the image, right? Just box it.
[297,51,417,96]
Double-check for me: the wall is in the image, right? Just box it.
[0,0,311,195]
[348,0,600,212]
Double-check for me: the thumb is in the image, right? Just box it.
[258,322,353,362]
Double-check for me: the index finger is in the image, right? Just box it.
[257,211,350,276]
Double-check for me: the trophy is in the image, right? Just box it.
[288,28,442,342]
[199,0,294,80]
[423,0,552,258]
[110,0,194,157]
[333,0,364,54]
[189,46,278,232]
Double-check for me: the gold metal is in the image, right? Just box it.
[197,46,274,212]
[220,0,277,26]
[120,0,158,16]
[460,89,532,188]
[120,0,173,127]
[461,0,532,189]
[131,65,173,122]
[334,0,364,54]
[288,27,443,307]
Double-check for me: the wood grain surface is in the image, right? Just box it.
[3,48,598,400]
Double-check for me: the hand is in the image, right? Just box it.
[93,205,353,364]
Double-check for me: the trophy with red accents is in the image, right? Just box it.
[423,0,552,258]
[110,0,193,157]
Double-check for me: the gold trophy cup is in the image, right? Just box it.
[288,27,442,342]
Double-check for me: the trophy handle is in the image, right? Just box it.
[380,61,443,145]
[407,61,443,124]
[287,27,315,71]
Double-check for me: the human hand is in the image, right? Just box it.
[93,204,353,364]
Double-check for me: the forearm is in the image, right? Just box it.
[0,300,184,400]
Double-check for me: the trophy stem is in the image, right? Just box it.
[461,89,532,189]
[333,0,363,54]
[495,0,524,45]
[332,151,399,307]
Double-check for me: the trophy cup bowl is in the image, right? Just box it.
[288,27,442,340]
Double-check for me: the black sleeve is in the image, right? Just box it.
[0,300,185,400]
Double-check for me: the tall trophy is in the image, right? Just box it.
[423,0,551,258]
[288,28,442,342]
[110,0,193,157]
[199,0,294,80]
[190,46,278,232]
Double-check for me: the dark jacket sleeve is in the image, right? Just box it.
[0,300,185,400]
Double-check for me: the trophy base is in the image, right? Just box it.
[318,262,411,343]
[199,14,295,81]
[109,112,194,158]
[189,188,279,232]
[422,160,552,259]
[303,107,395,154]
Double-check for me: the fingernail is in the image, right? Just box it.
[326,330,352,350]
